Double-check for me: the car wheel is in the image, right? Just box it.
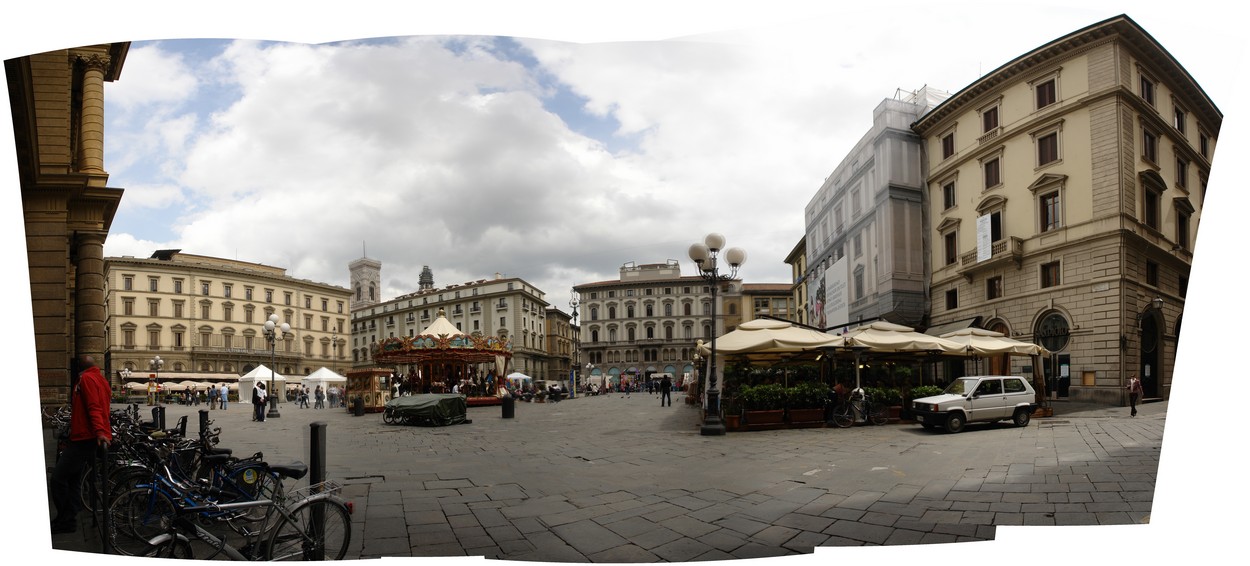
[1013,408,1031,427]
[945,413,965,433]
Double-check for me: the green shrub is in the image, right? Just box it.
[910,385,944,399]
[738,383,787,411]
[785,381,830,409]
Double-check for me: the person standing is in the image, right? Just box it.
[253,382,267,422]
[50,355,112,534]
[1127,374,1144,417]
[208,383,217,409]
[219,383,229,410]
[660,375,673,407]
[315,385,325,409]
[146,378,156,406]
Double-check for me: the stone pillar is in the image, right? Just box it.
[76,53,110,174]
[74,231,108,364]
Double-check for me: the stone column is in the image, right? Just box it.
[74,231,108,365]
[75,53,110,174]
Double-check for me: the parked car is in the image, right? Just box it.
[912,375,1036,433]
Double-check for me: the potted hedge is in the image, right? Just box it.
[786,381,829,424]
[722,394,743,431]
[740,384,786,426]
[864,386,904,422]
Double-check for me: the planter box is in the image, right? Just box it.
[724,415,742,431]
[787,408,826,424]
[745,409,785,428]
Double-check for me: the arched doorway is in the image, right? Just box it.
[1140,311,1164,398]
[1035,311,1071,398]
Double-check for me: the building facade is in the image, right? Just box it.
[721,283,795,333]
[104,250,351,384]
[783,237,808,327]
[574,260,736,387]
[802,90,947,332]
[348,261,551,378]
[544,308,576,385]
[9,42,130,403]
[912,15,1218,404]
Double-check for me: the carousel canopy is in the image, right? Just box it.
[374,310,513,364]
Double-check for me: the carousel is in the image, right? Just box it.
[369,308,514,407]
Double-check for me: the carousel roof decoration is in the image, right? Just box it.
[374,308,513,363]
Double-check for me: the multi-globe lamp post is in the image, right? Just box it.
[263,313,291,419]
[688,233,746,436]
[149,355,164,406]
[570,289,580,399]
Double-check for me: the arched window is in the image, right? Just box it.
[645,304,654,317]
[627,305,635,318]
[704,324,712,337]
[609,306,617,319]
[728,303,737,315]
[664,303,673,316]
[609,328,618,342]
[684,303,692,316]
[592,330,600,342]
[665,326,673,340]
[627,327,636,341]
[356,285,361,301]
[369,284,375,301]
[590,306,599,321]
[646,327,655,339]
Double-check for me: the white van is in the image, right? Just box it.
[912,375,1037,433]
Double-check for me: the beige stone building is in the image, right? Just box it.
[721,283,795,333]
[574,260,737,388]
[783,237,808,327]
[543,307,576,386]
[104,250,351,384]
[348,261,552,379]
[8,43,130,403]
[913,15,1218,403]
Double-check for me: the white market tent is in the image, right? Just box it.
[302,367,348,394]
[238,364,287,404]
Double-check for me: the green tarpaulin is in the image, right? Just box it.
[383,394,469,426]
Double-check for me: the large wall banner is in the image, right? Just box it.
[808,256,849,331]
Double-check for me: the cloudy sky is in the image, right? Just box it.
[5,0,1248,563]
[13,1,1239,313]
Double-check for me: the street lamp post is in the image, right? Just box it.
[585,362,594,394]
[331,329,338,375]
[149,355,164,406]
[688,233,747,436]
[263,313,291,419]
[120,367,132,401]
[570,289,580,399]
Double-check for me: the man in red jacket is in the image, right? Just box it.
[49,355,112,534]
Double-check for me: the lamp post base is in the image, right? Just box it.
[700,389,726,436]
[267,399,281,418]
[700,419,727,436]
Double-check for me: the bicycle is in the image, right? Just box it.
[115,479,351,560]
[831,389,890,427]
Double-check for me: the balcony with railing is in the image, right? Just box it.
[957,236,1023,280]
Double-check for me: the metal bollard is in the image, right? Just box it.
[198,409,210,437]
[155,406,166,430]
[309,421,327,560]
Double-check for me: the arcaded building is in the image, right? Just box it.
[912,15,1219,403]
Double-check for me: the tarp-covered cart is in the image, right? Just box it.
[382,393,471,426]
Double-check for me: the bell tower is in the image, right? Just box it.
[349,253,381,311]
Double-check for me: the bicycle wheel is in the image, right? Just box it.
[868,402,890,426]
[106,466,153,507]
[107,486,179,556]
[77,461,100,513]
[265,498,352,561]
[831,403,854,428]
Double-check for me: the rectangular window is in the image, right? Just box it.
[982,107,998,133]
[223,305,233,321]
[337,301,344,313]
[853,233,863,258]
[123,276,133,291]
[942,181,956,210]
[984,157,1000,189]
[989,210,1002,242]
[1040,192,1061,232]
[174,332,184,348]
[245,287,253,300]
[223,284,232,298]
[1176,157,1188,188]
[245,307,254,323]
[1038,132,1059,165]
[941,133,955,159]
[1140,76,1155,106]
[201,304,210,319]
[945,289,958,310]
[1041,261,1061,288]
[124,330,134,347]
[1200,132,1210,158]
[1146,261,1159,287]
[305,296,311,309]
[1143,129,1158,163]
[174,279,183,294]
[149,278,159,292]
[123,299,134,316]
[173,301,183,318]
[1177,211,1191,250]
[285,292,292,306]
[500,317,506,327]
[201,282,210,295]
[265,289,273,302]
[148,299,159,317]
[943,232,958,266]
[304,314,312,329]
[1035,79,1056,108]
[1143,189,1161,230]
[986,276,1003,300]
[322,299,328,311]
[1174,107,1186,134]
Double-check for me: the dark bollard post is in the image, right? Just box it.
[198,409,210,437]
[156,406,166,430]
[309,421,327,560]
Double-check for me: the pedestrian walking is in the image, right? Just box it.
[660,375,673,407]
[208,384,218,409]
[253,382,267,422]
[1127,374,1143,417]
[50,355,112,534]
